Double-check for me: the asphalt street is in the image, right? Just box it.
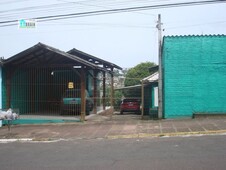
[0,135,226,170]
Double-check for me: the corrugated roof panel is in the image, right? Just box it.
[142,72,158,83]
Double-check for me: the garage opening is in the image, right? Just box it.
[114,71,159,119]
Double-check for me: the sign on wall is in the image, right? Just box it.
[68,82,74,89]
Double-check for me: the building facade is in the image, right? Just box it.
[162,35,226,118]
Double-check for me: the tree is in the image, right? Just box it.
[124,62,156,87]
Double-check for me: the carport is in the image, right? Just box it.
[115,69,158,119]
[2,42,121,121]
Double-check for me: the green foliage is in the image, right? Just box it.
[124,62,156,86]
[104,87,123,110]
[114,90,123,111]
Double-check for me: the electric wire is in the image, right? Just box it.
[0,0,225,27]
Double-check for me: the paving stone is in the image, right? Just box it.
[123,125,137,131]
[162,128,176,133]
[147,129,161,134]
[189,126,206,132]
[202,125,220,131]
[176,128,191,132]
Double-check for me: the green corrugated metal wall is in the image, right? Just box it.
[163,35,226,118]
[2,68,7,109]
[143,85,151,115]
[2,67,82,114]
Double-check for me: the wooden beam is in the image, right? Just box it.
[110,68,114,117]
[102,71,106,110]
[93,70,98,114]
[110,69,114,109]
[141,80,144,120]
[80,67,86,121]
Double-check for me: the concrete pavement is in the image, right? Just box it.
[0,113,226,141]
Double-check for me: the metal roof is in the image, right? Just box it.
[163,34,226,38]
[68,48,122,70]
[142,72,159,83]
[3,43,119,73]
[115,84,142,90]
[115,71,158,91]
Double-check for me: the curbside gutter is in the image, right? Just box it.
[1,130,226,143]
[107,130,226,140]
[0,138,33,143]
[0,138,68,143]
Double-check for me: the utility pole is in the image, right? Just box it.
[156,14,163,119]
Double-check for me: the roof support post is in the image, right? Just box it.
[93,70,98,114]
[80,67,86,122]
[141,80,144,120]
[110,68,114,112]
[102,71,106,110]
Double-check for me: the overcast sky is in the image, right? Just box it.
[0,0,226,68]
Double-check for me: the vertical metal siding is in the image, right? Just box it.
[2,68,7,109]
[4,67,83,115]
[0,66,2,109]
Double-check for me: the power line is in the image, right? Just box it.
[0,0,225,27]
[0,0,222,20]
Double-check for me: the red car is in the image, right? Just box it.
[120,98,141,114]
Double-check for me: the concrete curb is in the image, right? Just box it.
[107,130,226,139]
[0,138,68,143]
[0,138,33,143]
[1,130,226,143]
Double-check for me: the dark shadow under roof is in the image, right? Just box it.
[68,48,122,70]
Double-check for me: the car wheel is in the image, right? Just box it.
[120,111,123,114]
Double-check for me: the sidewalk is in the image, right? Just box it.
[0,113,226,141]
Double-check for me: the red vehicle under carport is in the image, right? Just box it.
[120,98,141,114]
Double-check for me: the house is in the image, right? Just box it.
[130,35,226,119]
[162,35,226,118]
[140,66,159,117]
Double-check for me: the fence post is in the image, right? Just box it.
[102,71,106,110]
[141,80,144,120]
[110,68,114,116]
[80,67,86,122]
[93,70,97,114]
